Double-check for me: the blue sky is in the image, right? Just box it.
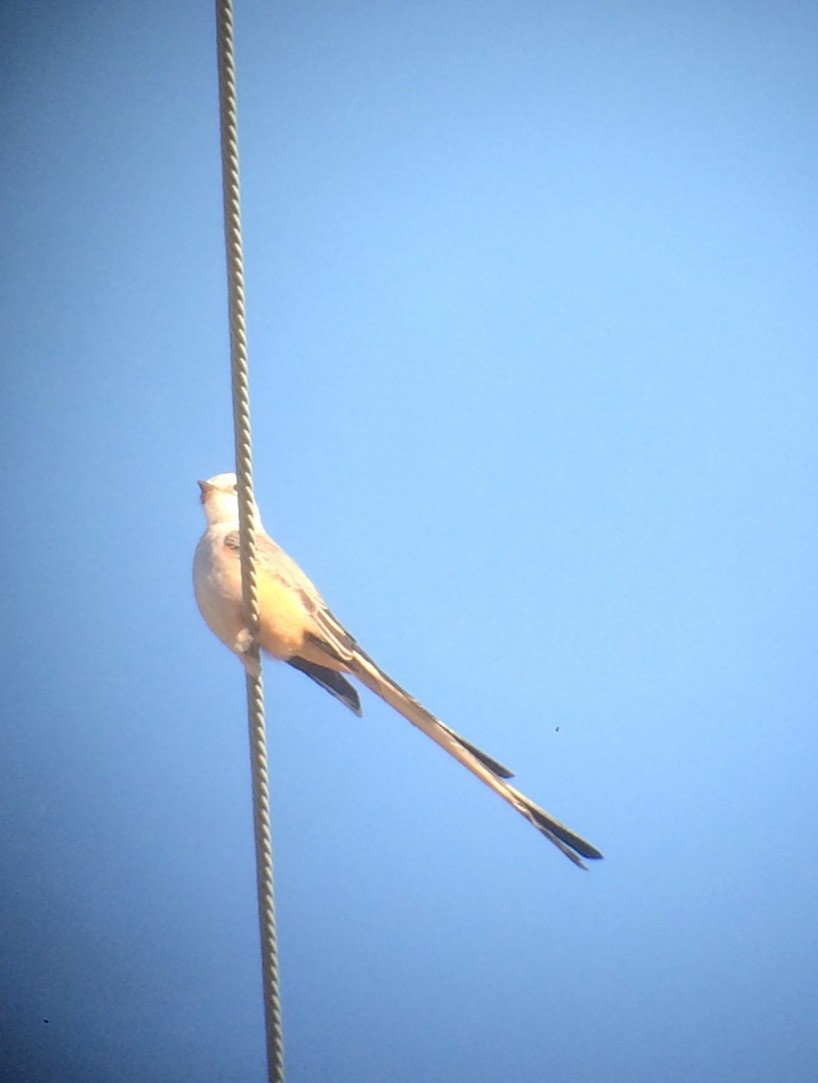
[2,2,818,1080]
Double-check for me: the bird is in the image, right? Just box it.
[193,472,603,868]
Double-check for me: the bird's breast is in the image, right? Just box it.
[192,531,245,648]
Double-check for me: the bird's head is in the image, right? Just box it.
[198,472,242,525]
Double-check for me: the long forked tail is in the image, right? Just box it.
[349,650,603,868]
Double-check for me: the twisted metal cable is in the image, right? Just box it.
[215,1,285,1079]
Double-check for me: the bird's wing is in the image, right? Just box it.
[286,656,362,716]
[306,599,601,865]
[245,529,602,866]
[238,529,328,605]
[306,602,518,781]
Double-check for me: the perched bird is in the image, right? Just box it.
[193,472,602,867]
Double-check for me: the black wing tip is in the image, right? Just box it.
[339,687,363,717]
[287,656,363,716]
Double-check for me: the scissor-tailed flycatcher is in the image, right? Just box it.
[193,472,602,867]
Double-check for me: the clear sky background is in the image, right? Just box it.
[2,2,817,1080]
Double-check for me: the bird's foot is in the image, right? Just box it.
[234,628,261,679]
